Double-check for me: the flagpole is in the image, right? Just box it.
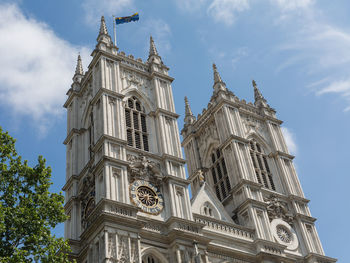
[113,15,117,46]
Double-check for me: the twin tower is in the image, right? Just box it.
[63,16,336,263]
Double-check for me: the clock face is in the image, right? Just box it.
[129,180,164,215]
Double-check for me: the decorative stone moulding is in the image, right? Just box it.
[264,194,294,224]
[127,154,162,184]
[270,218,299,250]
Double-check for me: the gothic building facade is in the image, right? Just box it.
[63,17,336,263]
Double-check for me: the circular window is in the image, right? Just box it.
[270,219,299,250]
[276,225,292,243]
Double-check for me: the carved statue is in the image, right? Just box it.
[264,194,294,224]
[79,173,94,199]
[196,168,208,186]
[78,173,96,229]
[127,154,162,183]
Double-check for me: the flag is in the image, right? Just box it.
[115,13,139,25]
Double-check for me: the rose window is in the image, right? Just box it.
[137,186,158,207]
[276,225,292,243]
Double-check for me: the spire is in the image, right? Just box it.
[148,35,164,66]
[212,63,226,92]
[99,16,109,36]
[75,54,83,75]
[213,63,223,84]
[185,96,193,116]
[73,54,84,85]
[253,80,267,107]
[184,96,196,125]
[149,36,158,57]
[95,15,113,48]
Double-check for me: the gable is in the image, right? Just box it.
[191,182,233,223]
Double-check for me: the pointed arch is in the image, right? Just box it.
[248,135,276,191]
[123,87,154,113]
[81,103,93,129]
[124,96,150,151]
[247,132,272,154]
[141,247,169,263]
[202,140,220,168]
[208,147,231,202]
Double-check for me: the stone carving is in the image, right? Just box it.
[79,174,95,229]
[197,121,220,162]
[127,154,162,184]
[118,235,129,262]
[264,194,294,224]
[130,238,139,263]
[122,69,149,89]
[79,173,94,197]
[241,115,268,142]
[108,233,116,258]
[195,168,208,186]
[193,242,201,263]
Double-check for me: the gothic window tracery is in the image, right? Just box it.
[210,149,231,201]
[249,140,275,190]
[125,96,149,151]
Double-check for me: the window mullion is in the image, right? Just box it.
[131,109,135,147]
[139,112,144,150]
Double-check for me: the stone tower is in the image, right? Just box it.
[63,17,336,263]
[181,65,336,263]
[63,16,196,263]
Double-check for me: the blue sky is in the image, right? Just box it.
[0,0,348,261]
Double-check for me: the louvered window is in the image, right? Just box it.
[211,149,231,201]
[125,97,149,151]
[249,140,275,190]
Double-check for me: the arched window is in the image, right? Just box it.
[201,202,218,218]
[249,140,275,190]
[211,149,231,201]
[142,254,160,263]
[125,97,149,151]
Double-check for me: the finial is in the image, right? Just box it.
[149,35,159,57]
[75,54,83,75]
[99,16,109,36]
[252,79,257,88]
[184,96,196,125]
[253,80,267,106]
[185,96,194,116]
[213,63,223,84]
[212,63,227,93]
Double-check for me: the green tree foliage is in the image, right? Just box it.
[0,127,72,262]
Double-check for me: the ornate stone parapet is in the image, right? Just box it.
[194,214,255,241]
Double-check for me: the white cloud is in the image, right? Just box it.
[270,0,314,11]
[207,0,250,26]
[276,16,350,110]
[316,79,350,96]
[175,0,350,110]
[82,0,134,26]
[0,3,89,134]
[138,19,172,55]
[281,127,297,155]
[315,79,350,112]
[176,0,208,12]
